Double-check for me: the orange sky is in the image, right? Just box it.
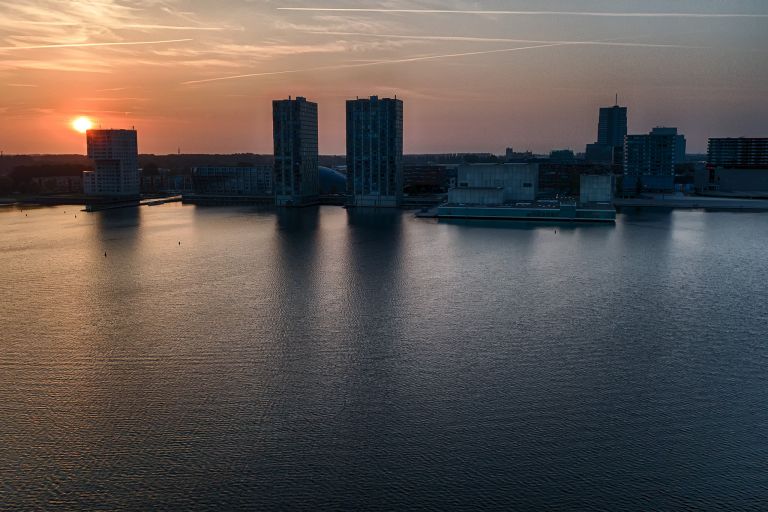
[1,0,767,154]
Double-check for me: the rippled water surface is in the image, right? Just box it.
[1,204,767,510]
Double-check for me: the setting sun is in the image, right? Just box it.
[71,116,93,133]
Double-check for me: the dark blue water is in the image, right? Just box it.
[1,205,767,510]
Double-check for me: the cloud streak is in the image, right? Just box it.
[121,24,229,31]
[277,7,768,18]
[182,42,565,85]
[306,32,706,49]
[0,38,193,51]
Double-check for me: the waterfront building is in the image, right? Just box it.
[346,96,403,207]
[83,129,139,197]
[403,165,451,194]
[192,166,273,196]
[695,167,768,196]
[707,138,768,168]
[438,164,614,221]
[141,173,193,194]
[579,175,614,204]
[273,96,319,206]
[30,175,83,194]
[696,138,768,196]
[623,127,685,193]
[449,163,538,205]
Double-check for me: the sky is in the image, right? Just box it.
[0,0,767,154]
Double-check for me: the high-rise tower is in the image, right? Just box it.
[83,129,139,197]
[273,96,319,206]
[346,96,403,207]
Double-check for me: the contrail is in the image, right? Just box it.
[123,24,229,31]
[277,7,768,18]
[0,39,193,51]
[182,43,565,85]
[307,31,706,49]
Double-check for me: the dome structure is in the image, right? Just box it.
[319,166,346,194]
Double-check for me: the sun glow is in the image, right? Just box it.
[72,116,94,133]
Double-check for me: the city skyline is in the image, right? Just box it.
[1,0,767,154]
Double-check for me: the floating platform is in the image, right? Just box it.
[434,202,616,222]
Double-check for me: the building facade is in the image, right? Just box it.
[83,129,139,196]
[697,138,768,196]
[707,138,768,168]
[579,174,614,204]
[403,165,451,193]
[590,104,628,166]
[695,167,768,196]
[449,163,539,204]
[273,97,319,206]
[346,96,404,207]
[192,166,273,196]
[623,127,685,193]
[598,105,628,148]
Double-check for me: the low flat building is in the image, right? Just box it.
[580,174,614,204]
[192,166,273,196]
[30,175,83,194]
[451,163,538,203]
[549,149,576,164]
[539,163,613,197]
[695,167,768,197]
[585,143,615,165]
[403,165,450,193]
[437,163,614,222]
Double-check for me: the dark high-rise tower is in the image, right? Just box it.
[585,101,628,165]
[346,96,403,207]
[597,105,628,148]
[272,96,319,206]
[83,129,139,197]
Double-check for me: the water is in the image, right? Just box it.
[1,204,767,510]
